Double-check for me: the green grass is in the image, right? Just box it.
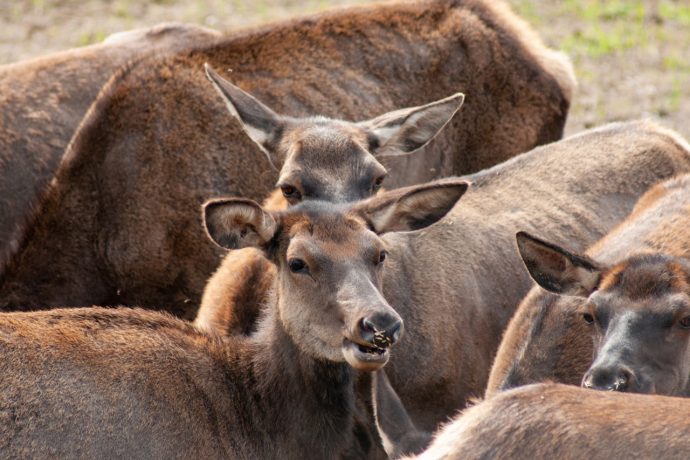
[508,0,543,25]
[562,22,653,57]
[558,0,645,22]
[665,77,684,113]
[76,29,108,46]
[659,1,690,26]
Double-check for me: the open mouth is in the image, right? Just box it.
[342,338,390,371]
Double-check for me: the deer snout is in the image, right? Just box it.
[359,312,403,349]
[582,365,636,393]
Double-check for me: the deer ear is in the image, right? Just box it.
[203,198,277,250]
[355,180,468,233]
[372,370,432,459]
[359,93,464,157]
[516,232,602,297]
[205,64,285,168]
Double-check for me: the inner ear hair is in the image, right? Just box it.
[203,198,277,250]
[362,93,465,156]
[516,232,601,296]
[361,181,469,233]
[204,63,284,169]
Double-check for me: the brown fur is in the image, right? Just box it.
[404,383,690,460]
[200,121,690,435]
[195,248,276,336]
[487,171,690,396]
[0,182,468,458]
[0,0,574,317]
[0,23,220,265]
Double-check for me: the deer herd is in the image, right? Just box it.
[1,0,688,458]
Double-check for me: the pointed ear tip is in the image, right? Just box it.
[439,93,465,108]
[442,181,469,194]
[515,231,538,245]
[204,64,220,84]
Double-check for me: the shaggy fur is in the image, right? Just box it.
[0,23,219,264]
[0,0,574,317]
[408,384,690,460]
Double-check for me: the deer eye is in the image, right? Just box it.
[679,316,690,329]
[376,250,388,265]
[281,185,302,201]
[288,258,307,273]
[582,313,595,325]
[372,175,386,193]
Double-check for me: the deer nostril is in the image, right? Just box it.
[361,318,376,333]
[387,320,402,344]
[583,366,634,392]
[613,368,634,392]
[359,315,402,348]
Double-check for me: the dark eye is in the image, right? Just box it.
[679,316,690,329]
[288,258,307,273]
[372,176,385,193]
[376,250,387,265]
[281,185,302,200]
[582,313,595,325]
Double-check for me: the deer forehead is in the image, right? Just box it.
[282,211,379,260]
[599,256,690,303]
[281,122,372,162]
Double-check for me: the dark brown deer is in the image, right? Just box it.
[501,174,690,396]
[0,181,466,458]
[0,23,219,263]
[486,168,690,397]
[379,383,690,460]
[0,0,575,317]
[196,121,690,434]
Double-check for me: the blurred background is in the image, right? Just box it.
[1,0,688,138]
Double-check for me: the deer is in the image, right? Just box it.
[0,0,575,317]
[502,174,690,396]
[486,165,690,397]
[193,121,690,437]
[0,180,466,458]
[373,379,690,460]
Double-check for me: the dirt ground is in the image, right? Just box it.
[1,0,689,139]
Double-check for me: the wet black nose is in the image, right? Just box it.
[582,365,635,392]
[360,313,403,348]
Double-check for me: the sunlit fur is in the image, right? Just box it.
[489,174,690,397]
[0,0,574,317]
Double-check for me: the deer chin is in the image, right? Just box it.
[342,338,390,371]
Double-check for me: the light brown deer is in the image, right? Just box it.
[375,382,690,460]
[0,181,466,458]
[197,121,690,435]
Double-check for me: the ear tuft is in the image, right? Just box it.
[360,93,465,157]
[516,232,601,296]
[203,198,277,250]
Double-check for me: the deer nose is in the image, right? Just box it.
[359,313,403,348]
[582,365,635,392]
